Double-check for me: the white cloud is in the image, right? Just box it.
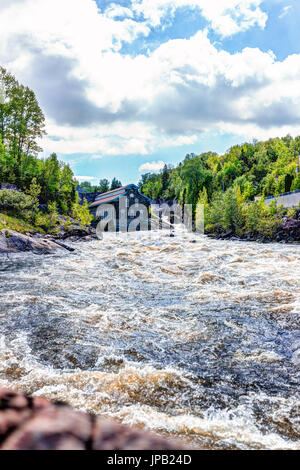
[131,0,267,37]
[0,0,299,162]
[41,121,197,157]
[41,120,155,156]
[75,175,98,181]
[139,161,165,172]
[279,5,292,19]
[105,4,134,20]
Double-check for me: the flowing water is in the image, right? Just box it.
[0,229,299,449]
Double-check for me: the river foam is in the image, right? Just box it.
[0,229,299,449]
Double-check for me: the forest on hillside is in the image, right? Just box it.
[139,137,300,204]
[139,137,300,237]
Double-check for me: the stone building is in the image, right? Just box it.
[89,184,151,231]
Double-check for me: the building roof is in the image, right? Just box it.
[90,190,126,207]
[90,184,145,208]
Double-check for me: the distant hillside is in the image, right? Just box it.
[139,136,300,239]
[139,136,300,204]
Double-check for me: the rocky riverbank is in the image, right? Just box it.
[2,211,300,255]
[0,212,176,255]
[0,223,98,255]
[206,211,300,244]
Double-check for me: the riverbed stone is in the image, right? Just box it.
[0,388,186,450]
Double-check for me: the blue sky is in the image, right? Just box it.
[1,0,300,185]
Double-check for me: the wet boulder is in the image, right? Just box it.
[56,224,97,241]
[0,230,73,255]
[277,218,300,242]
[0,388,186,450]
[220,229,234,239]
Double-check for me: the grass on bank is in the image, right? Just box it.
[0,212,44,235]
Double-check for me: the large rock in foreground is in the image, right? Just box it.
[0,230,74,255]
[0,388,185,450]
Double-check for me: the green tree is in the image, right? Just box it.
[27,177,41,223]
[0,67,46,170]
[59,164,76,213]
[196,187,208,231]
[162,164,169,192]
[98,178,110,193]
[291,172,300,191]
[205,192,225,228]
[46,201,59,231]
[72,195,93,227]
[110,177,122,190]
[79,181,92,192]
[223,187,245,233]
[180,155,212,209]
[0,139,16,183]
[40,153,60,203]
[243,198,265,233]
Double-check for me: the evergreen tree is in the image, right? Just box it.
[110,177,122,190]
[98,178,110,193]
[162,164,169,192]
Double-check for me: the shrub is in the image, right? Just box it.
[206,187,245,233]
[243,198,265,233]
[35,202,59,233]
[257,215,281,237]
[62,216,72,231]
[0,189,33,219]
[72,197,93,227]
[26,177,41,224]
[205,192,225,229]
[291,173,300,191]
[196,187,208,232]
[267,199,282,216]
[223,187,245,233]
[286,207,296,218]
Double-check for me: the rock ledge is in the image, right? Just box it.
[0,230,74,255]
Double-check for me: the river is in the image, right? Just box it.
[0,229,299,449]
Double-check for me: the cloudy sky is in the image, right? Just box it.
[1,0,300,184]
